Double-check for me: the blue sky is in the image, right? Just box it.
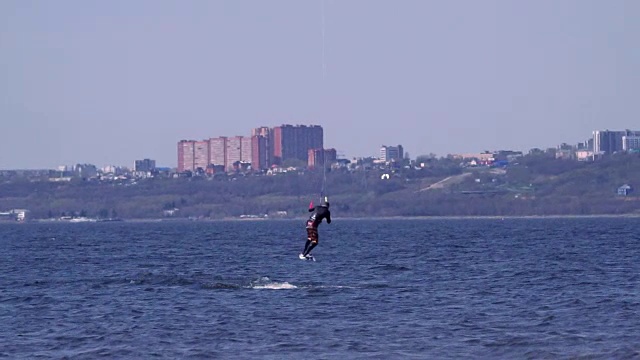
[1,0,638,169]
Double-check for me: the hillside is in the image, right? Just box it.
[1,153,639,220]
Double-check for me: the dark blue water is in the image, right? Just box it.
[1,218,640,359]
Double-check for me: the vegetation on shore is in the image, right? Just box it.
[1,152,638,220]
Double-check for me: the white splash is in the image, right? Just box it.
[252,282,297,290]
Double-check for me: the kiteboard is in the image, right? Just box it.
[299,253,315,261]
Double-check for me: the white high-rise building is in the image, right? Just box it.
[379,145,404,162]
[593,130,640,154]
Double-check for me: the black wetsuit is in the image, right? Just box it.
[302,205,331,256]
[307,205,331,228]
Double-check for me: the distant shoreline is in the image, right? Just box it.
[10,213,639,224]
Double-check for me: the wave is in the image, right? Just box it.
[370,264,411,272]
[249,276,297,290]
[251,282,297,290]
[125,273,300,290]
[14,271,392,294]
[122,273,390,291]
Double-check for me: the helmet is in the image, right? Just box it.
[321,200,330,208]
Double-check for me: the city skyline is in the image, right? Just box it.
[177,124,325,172]
[2,124,639,170]
[1,1,638,169]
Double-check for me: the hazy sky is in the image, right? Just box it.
[1,0,638,169]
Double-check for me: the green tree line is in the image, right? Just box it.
[0,153,638,219]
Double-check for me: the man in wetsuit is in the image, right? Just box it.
[300,199,331,259]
